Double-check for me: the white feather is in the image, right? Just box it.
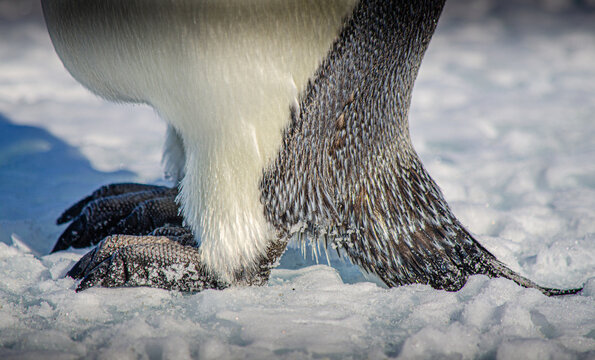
[43,0,357,283]
[162,125,186,183]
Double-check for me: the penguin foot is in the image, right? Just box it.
[68,232,226,292]
[53,183,182,253]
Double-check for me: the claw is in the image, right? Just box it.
[77,254,125,291]
[66,246,98,279]
[56,194,94,225]
[52,215,89,252]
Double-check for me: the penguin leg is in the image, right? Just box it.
[67,233,225,292]
[52,183,182,253]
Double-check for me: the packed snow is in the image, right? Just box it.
[1,0,594,359]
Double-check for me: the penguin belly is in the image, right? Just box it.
[43,0,358,282]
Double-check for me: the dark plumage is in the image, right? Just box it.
[261,0,579,295]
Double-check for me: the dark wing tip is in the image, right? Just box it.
[488,258,583,297]
[541,286,583,297]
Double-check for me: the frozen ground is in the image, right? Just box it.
[0,0,594,359]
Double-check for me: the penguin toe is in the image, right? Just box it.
[69,234,223,292]
[52,183,180,252]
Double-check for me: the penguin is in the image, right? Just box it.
[42,0,582,295]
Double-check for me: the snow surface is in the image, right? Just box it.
[1,0,594,359]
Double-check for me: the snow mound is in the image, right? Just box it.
[1,238,594,359]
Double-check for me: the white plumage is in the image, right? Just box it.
[43,0,357,282]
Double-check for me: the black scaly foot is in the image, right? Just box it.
[53,183,182,253]
[56,184,289,292]
[67,234,226,292]
[66,228,287,292]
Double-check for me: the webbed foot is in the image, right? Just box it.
[53,183,182,253]
[68,231,226,292]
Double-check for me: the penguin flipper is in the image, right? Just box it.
[387,222,584,297]
[52,183,182,252]
[341,219,583,297]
